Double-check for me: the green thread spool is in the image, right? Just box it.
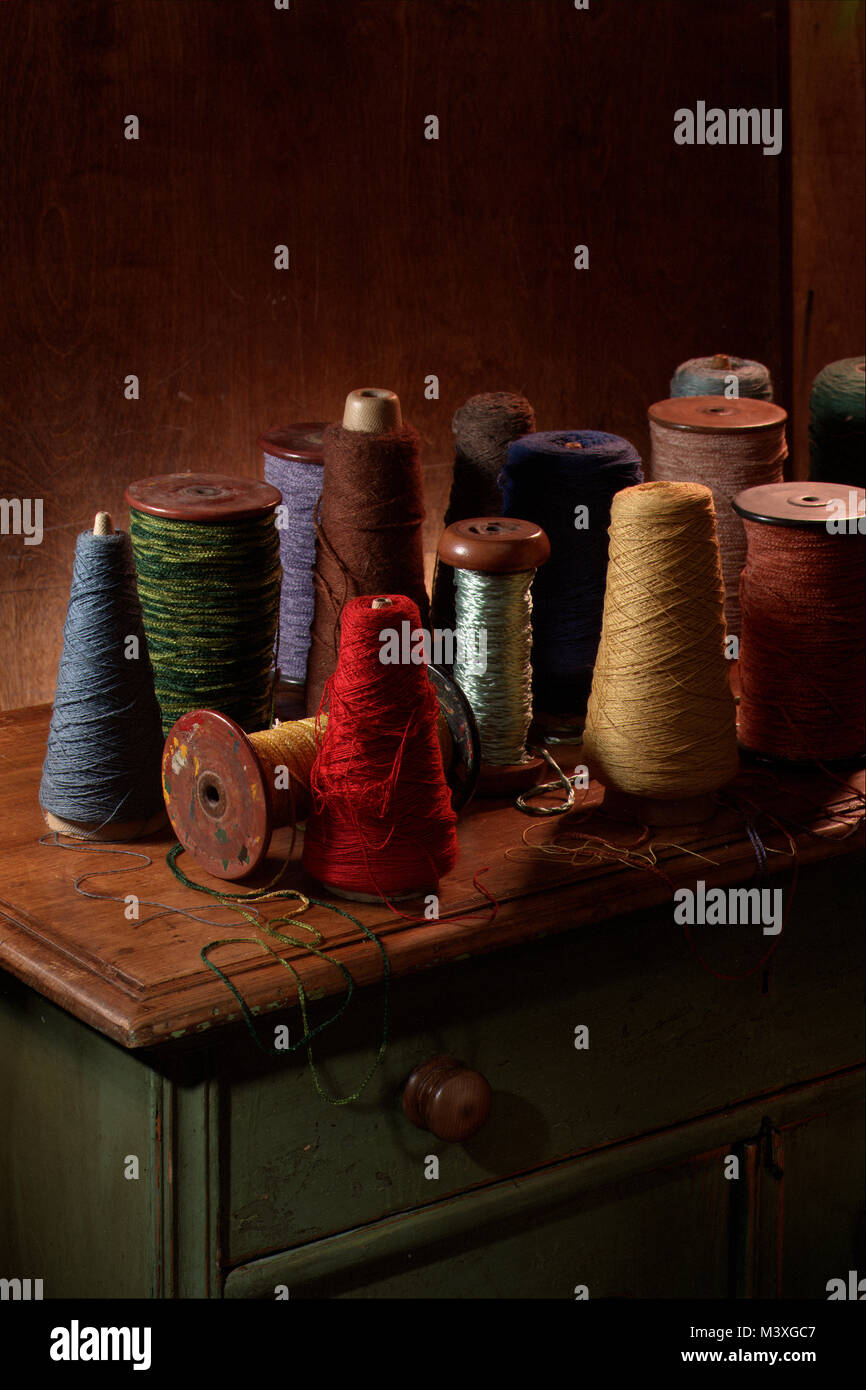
[809,357,865,490]
[126,473,282,736]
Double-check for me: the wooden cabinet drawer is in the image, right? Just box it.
[225,1069,865,1299]
[222,858,864,1267]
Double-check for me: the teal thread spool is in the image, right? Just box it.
[671,353,773,401]
[809,357,865,490]
[126,473,282,736]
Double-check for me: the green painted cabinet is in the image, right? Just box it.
[1,858,863,1300]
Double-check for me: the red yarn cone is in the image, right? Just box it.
[303,594,458,899]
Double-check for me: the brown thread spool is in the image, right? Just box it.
[306,389,429,714]
[648,396,788,637]
[438,517,550,795]
[432,391,536,630]
[732,481,866,763]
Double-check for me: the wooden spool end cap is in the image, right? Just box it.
[648,396,787,433]
[732,480,866,528]
[438,517,550,573]
[93,511,114,535]
[257,423,327,463]
[709,353,732,370]
[162,709,273,880]
[602,786,717,828]
[342,388,402,433]
[125,472,281,522]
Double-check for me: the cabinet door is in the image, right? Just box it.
[772,1083,865,1300]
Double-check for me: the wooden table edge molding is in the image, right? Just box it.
[0,704,863,1051]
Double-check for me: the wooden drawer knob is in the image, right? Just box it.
[402,1055,492,1142]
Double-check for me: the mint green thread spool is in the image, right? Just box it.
[809,357,865,490]
[126,473,282,736]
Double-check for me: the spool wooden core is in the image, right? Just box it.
[438,517,550,794]
[342,388,402,433]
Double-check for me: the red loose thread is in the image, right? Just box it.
[303,594,458,899]
[738,521,866,761]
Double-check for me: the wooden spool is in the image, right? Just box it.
[438,516,551,795]
[43,512,168,840]
[162,667,480,882]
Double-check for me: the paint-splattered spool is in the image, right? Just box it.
[732,480,866,763]
[126,473,282,735]
[259,423,325,707]
[648,396,788,637]
[438,518,550,795]
[163,675,479,881]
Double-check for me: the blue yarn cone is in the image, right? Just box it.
[39,520,166,836]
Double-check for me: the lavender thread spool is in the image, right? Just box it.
[259,424,325,708]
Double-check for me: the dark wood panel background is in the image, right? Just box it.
[0,0,811,710]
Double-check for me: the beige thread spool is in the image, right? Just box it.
[583,481,739,826]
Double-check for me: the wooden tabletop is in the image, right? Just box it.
[0,704,862,1050]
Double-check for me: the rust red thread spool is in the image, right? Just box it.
[733,481,866,762]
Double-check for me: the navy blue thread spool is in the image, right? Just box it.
[500,430,643,737]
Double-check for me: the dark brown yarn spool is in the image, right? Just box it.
[306,389,429,714]
[432,391,536,630]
